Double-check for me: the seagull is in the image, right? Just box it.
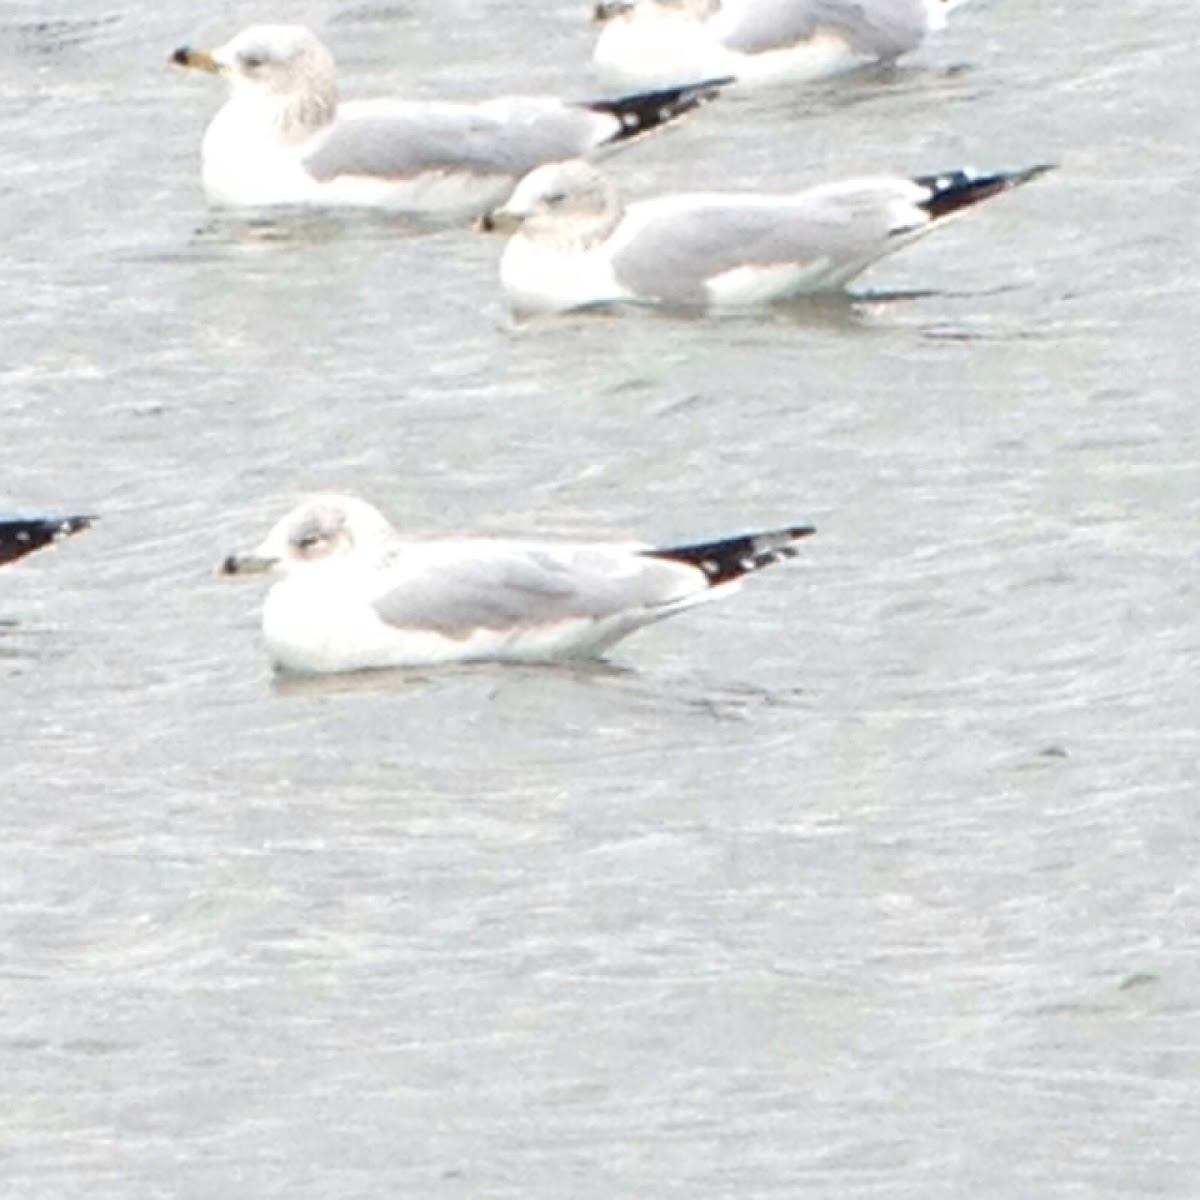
[479,158,1052,314]
[220,494,814,674]
[171,24,725,214]
[591,0,971,90]
[0,512,92,567]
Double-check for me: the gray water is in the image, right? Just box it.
[2,0,1197,1195]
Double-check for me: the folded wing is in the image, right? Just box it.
[371,542,705,639]
[304,100,601,182]
[719,0,931,57]
[611,178,926,302]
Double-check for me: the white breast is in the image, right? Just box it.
[499,236,632,315]
[201,101,321,207]
[593,16,738,90]
[261,576,376,674]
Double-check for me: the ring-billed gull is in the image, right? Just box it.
[171,24,725,214]
[479,158,1052,314]
[220,494,814,674]
[592,0,971,89]
[0,512,92,567]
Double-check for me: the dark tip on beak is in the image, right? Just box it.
[475,208,520,235]
[172,45,219,72]
[219,551,276,578]
[593,1,630,23]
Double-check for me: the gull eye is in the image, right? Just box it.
[294,530,323,552]
[543,191,567,205]
[239,52,266,70]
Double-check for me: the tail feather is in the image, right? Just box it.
[913,163,1054,222]
[0,514,93,566]
[586,77,731,146]
[647,524,815,587]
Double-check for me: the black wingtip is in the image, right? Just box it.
[914,163,1055,221]
[0,513,94,566]
[587,76,732,143]
[647,524,816,586]
[598,76,735,108]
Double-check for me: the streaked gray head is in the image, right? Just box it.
[172,24,339,133]
[222,494,399,579]
[492,159,623,247]
[217,25,335,97]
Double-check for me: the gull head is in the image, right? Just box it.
[221,494,399,581]
[480,160,623,247]
[173,25,338,126]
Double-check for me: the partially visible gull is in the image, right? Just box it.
[0,512,92,568]
[480,158,1052,314]
[592,0,972,89]
[221,494,814,674]
[171,24,724,214]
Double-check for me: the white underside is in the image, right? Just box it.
[500,188,931,313]
[701,237,928,306]
[593,20,864,90]
[499,235,634,315]
[259,573,721,674]
[703,259,845,305]
[498,230,872,312]
[200,101,517,214]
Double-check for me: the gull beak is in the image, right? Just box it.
[171,46,221,73]
[593,2,633,24]
[474,207,523,235]
[219,551,278,578]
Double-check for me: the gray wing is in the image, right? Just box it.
[372,543,697,638]
[611,185,914,303]
[721,0,930,58]
[304,99,600,183]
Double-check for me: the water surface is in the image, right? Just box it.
[2,1,1197,1196]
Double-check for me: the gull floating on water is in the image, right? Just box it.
[221,494,814,674]
[0,512,92,567]
[480,158,1052,314]
[171,24,724,214]
[592,0,971,89]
